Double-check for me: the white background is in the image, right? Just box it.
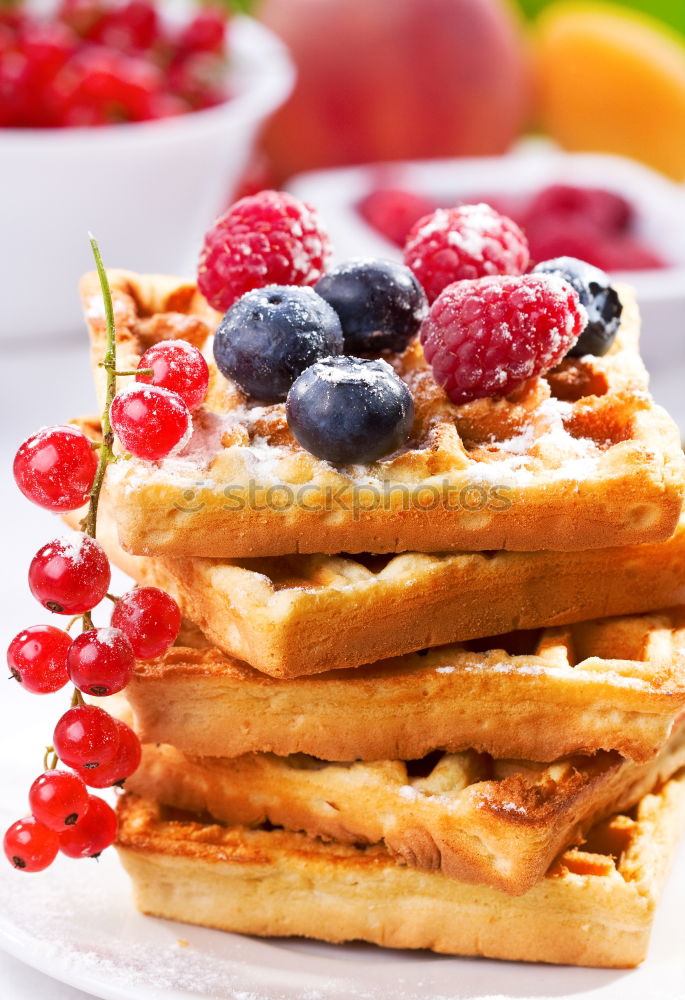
[0,330,112,998]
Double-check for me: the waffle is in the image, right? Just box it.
[81,270,685,558]
[125,723,685,895]
[116,772,685,968]
[64,433,685,675]
[124,608,685,763]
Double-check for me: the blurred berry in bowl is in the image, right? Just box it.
[0,1,233,127]
[356,181,666,273]
[0,4,294,339]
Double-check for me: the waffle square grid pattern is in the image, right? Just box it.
[121,609,685,765]
[125,722,685,896]
[81,271,685,557]
[66,445,685,677]
[72,262,685,972]
[116,771,685,969]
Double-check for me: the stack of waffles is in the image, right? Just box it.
[74,270,685,969]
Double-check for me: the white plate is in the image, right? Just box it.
[0,808,683,1000]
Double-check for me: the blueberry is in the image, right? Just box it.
[533,256,623,358]
[314,258,428,354]
[286,356,414,465]
[213,285,344,403]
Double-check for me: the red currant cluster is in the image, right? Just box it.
[0,0,230,128]
[4,241,209,874]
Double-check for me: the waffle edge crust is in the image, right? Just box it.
[116,772,685,968]
[126,723,685,895]
[65,459,685,677]
[81,271,685,557]
[123,609,685,763]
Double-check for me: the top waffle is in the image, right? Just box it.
[81,271,685,558]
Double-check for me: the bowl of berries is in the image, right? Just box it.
[0,0,294,341]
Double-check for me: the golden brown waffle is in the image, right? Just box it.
[124,608,685,763]
[116,772,685,968]
[81,271,685,558]
[64,439,685,675]
[126,724,685,895]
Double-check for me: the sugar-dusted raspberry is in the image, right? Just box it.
[404,203,529,304]
[197,191,332,313]
[420,274,587,405]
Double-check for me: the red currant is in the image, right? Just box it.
[93,1,159,52]
[53,705,119,771]
[59,795,117,859]
[67,627,135,697]
[13,425,98,512]
[110,586,181,659]
[110,385,190,461]
[177,7,226,55]
[29,770,89,832]
[55,47,163,126]
[169,50,226,110]
[28,534,110,615]
[136,340,209,411]
[144,93,189,119]
[77,719,142,788]
[57,0,105,38]
[7,625,71,694]
[4,817,59,872]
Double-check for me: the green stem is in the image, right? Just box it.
[40,237,119,771]
[86,234,118,541]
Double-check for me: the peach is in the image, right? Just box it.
[258,0,531,182]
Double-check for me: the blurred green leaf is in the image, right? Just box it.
[518,0,685,35]
[206,0,258,14]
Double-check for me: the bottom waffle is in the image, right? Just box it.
[126,723,685,895]
[117,772,685,969]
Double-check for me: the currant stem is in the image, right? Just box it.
[43,746,58,771]
[86,234,118,540]
[71,688,85,709]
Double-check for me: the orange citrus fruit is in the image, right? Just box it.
[534,1,685,180]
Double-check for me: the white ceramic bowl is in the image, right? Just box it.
[289,144,685,430]
[0,16,293,342]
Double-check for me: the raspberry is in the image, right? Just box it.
[582,235,665,273]
[420,274,587,405]
[524,184,633,236]
[525,215,665,274]
[525,214,605,270]
[197,191,332,313]
[404,203,529,304]
[357,188,437,247]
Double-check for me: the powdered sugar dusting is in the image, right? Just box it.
[0,842,517,1000]
[40,532,93,564]
[94,626,124,648]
